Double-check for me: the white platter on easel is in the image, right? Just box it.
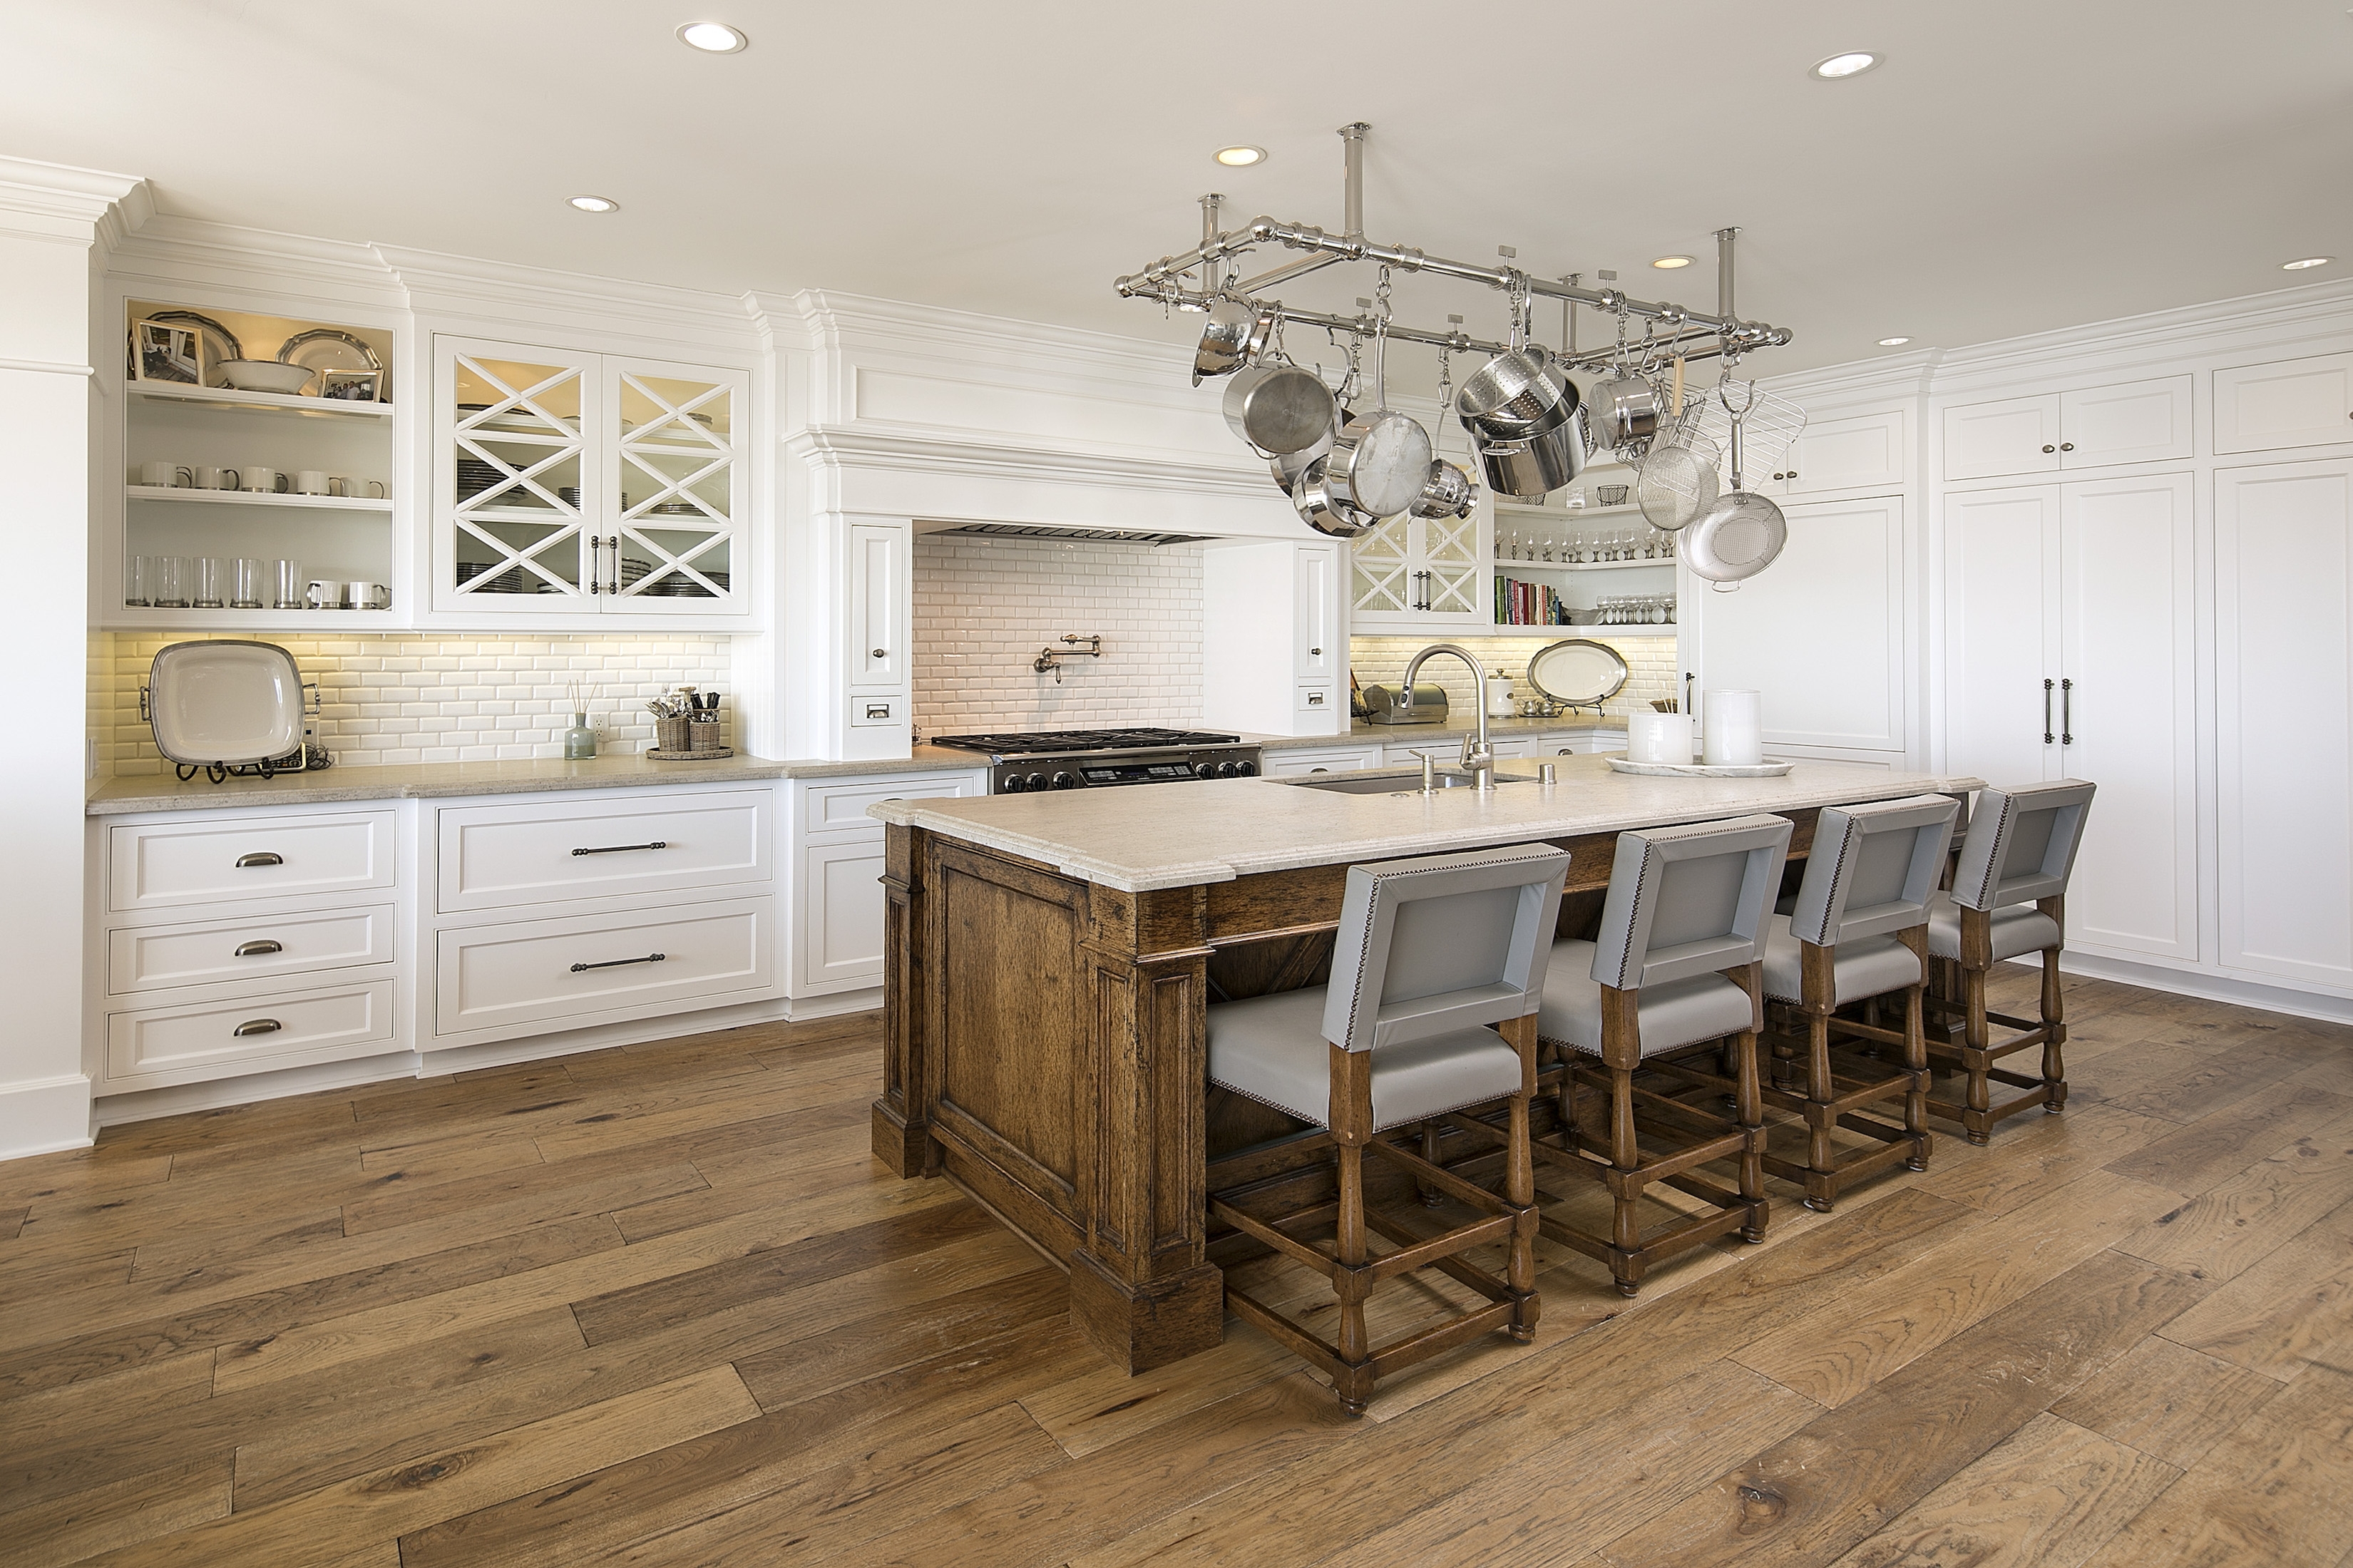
[1606,758,1794,778]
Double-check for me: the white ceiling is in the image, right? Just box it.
[7,0,2349,374]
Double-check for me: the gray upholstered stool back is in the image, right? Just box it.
[1789,794,1960,948]
[1589,814,1793,990]
[1950,781,2096,912]
[1323,845,1572,1052]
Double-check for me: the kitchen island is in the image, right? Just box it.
[868,754,1982,1373]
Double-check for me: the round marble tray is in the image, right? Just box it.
[1607,758,1793,778]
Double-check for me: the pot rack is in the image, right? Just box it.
[1113,123,1791,374]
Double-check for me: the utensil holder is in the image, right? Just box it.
[655,716,724,754]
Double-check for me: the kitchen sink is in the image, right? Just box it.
[1286,771,1538,795]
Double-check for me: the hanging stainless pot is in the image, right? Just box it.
[1269,416,1340,492]
[1224,363,1336,456]
[1290,456,1378,538]
[1586,371,1667,451]
[1408,458,1479,520]
[1191,296,1274,384]
[1455,344,1578,443]
[1474,409,1589,498]
[1681,397,1788,581]
[1323,408,1433,519]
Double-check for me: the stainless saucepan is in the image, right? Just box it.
[1409,458,1479,520]
[1290,456,1379,538]
[1324,408,1433,519]
[1191,296,1275,384]
[1586,370,1667,451]
[1224,363,1336,456]
[1475,411,1589,498]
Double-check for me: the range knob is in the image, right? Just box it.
[1023,772,1048,793]
[1216,761,1241,778]
[1050,770,1080,789]
[1233,758,1258,777]
[1001,773,1027,793]
[1194,762,1219,779]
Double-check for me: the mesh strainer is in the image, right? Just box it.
[1636,430,1720,530]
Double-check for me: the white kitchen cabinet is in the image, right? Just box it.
[1261,744,1382,776]
[1763,409,1908,496]
[849,522,905,692]
[789,769,985,997]
[1296,543,1337,682]
[108,810,398,914]
[1942,473,2198,963]
[1942,376,2192,481]
[436,897,774,1040]
[106,978,401,1092]
[108,903,396,996]
[432,337,748,619]
[1204,540,1345,736]
[2214,459,2353,989]
[434,791,772,913]
[1691,494,1907,756]
[2213,353,2353,455]
[1350,508,1489,629]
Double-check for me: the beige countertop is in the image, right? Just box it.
[84,745,995,816]
[869,754,1981,893]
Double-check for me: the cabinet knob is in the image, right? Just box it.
[871,648,886,658]
[2041,445,2056,454]
[1786,469,1797,478]
[2059,442,2074,451]
[1772,472,1784,481]
[1309,647,1322,656]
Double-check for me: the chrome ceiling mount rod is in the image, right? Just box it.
[1116,123,1791,367]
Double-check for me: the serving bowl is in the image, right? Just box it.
[216,359,316,395]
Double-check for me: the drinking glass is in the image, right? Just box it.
[194,556,229,608]
[125,555,154,607]
[232,558,265,609]
[153,555,191,608]
[272,558,305,610]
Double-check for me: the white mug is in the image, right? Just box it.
[239,466,285,494]
[344,581,390,610]
[327,476,387,499]
[292,470,330,496]
[193,466,237,490]
[304,578,334,610]
[137,461,191,488]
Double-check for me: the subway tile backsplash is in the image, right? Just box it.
[1348,634,1680,718]
[99,632,732,774]
[913,533,1204,737]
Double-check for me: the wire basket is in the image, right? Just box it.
[1680,378,1808,482]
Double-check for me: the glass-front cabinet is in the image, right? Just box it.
[1348,507,1489,630]
[432,337,747,618]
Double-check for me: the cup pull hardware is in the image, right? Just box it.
[234,939,284,958]
[231,1018,282,1037]
[2061,677,2074,746]
[2043,677,2055,744]
[570,841,668,857]
[570,952,667,973]
[235,851,283,868]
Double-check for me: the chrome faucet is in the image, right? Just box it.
[1402,642,1496,791]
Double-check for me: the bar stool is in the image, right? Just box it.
[1532,814,1790,1297]
[1924,780,2096,1143]
[1757,794,1959,1211]
[1204,843,1569,1415]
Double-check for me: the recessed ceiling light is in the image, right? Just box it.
[1812,51,1882,79]
[677,21,747,52]
[568,195,620,214]
[1214,145,1266,168]
[2282,256,2334,270]
[1651,255,1693,270]
[1878,336,1912,347]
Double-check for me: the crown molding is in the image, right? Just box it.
[788,288,1191,379]
[785,424,1268,498]
[376,243,760,352]
[0,155,149,247]
[108,214,409,309]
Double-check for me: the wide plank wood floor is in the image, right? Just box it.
[4,969,2351,1566]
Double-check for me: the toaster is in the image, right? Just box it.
[1359,682,1450,725]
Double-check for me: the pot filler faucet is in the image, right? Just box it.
[1401,642,1496,791]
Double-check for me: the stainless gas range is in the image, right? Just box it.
[928,727,1263,794]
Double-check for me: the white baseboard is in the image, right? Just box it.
[0,1073,94,1159]
[416,996,799,1077]
[93,1052,421,1130]
[782,988,882,1021]
[2047,950,2353,1028]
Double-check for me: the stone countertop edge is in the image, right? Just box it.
[866,759,1985,893]
[84,745,996,816]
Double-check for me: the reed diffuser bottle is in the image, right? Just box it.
[563,679,598,759]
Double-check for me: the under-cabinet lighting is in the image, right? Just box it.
[568,195,621,213]
[677,21,747,52]
[1877,336,1912,346]
[1214,145,1267,168]
[2281,256,2334,270]
[1812,51,1882,79]
[1651,255,1693,270]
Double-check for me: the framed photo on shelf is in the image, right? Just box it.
[319,369,384,403]
[131,318,210,387]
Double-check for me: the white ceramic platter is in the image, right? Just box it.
[1606,757,1793,778]
[146,640,304,765]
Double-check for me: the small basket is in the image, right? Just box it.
[651,716,730,759]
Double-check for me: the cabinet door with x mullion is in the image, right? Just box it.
[600,355,747,617]
[434,337,600,613]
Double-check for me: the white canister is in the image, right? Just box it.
[1626,710,1693,764]
[1485,675,1516,717]
[1702,690,1763,766]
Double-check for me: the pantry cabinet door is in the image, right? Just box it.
[2214,460,2353,988]
[1695,495,1906,753]
[1942,485,2061,788]
[847,521,907,696]
[1943,394,2061,482]
[1780,409,1907,496]
[2057,473,2198,961]
[2213,353,2353,455]
[434,337,599,613]
[2057,376,2193,470]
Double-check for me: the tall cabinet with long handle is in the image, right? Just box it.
[1943,472,2198,963]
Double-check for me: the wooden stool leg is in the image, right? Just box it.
[1803,1009,1835,1212]
[1416,1118,1445,1206]
[1333,1139,1371,1416]
[1736,1028,1768,1242]
[1506,1087,1537,1341]
[2040,944,2068,1114]
[1903,980,1931,1171]
[1963,965,1994,1144]
[1609,1065,1642,1296]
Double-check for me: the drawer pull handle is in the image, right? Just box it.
[232,1018,282,1037]
[235,852,283,868]
[571,841,669,857]
[571,951,667,973]
[235,939,284,958]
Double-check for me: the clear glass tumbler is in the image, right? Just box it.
[125,555,154,607]
[272,558,305,610]
[153,555,191,608]
[193,556,229,608]
[232,558,265,609]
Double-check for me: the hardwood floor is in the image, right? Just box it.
[4,970,2350,1566]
